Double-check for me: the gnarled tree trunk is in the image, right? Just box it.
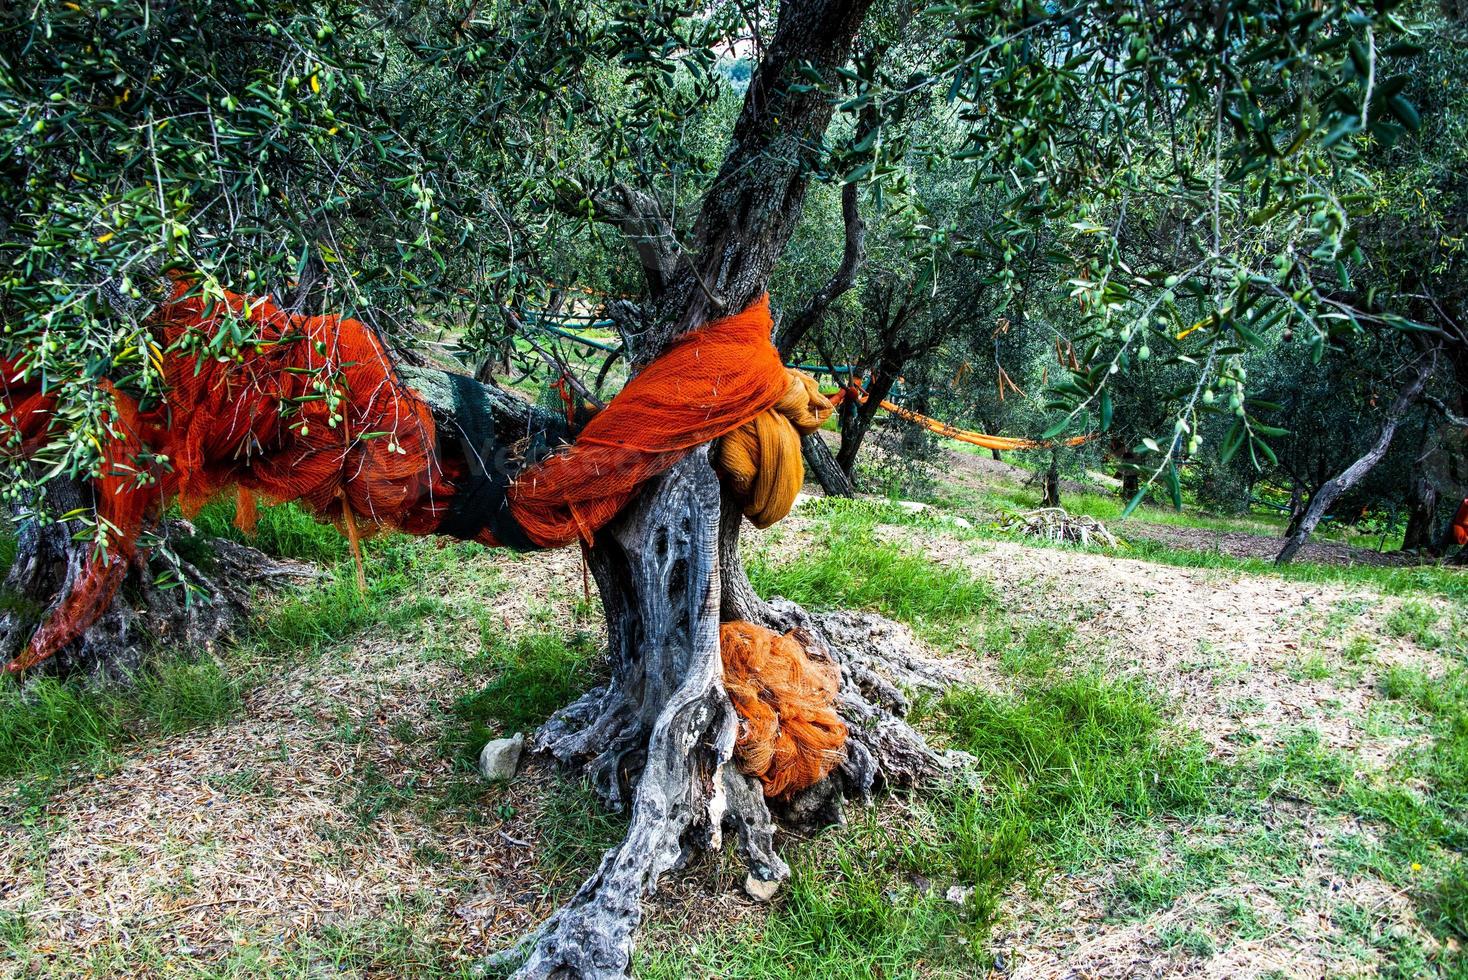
[0,476,302,679]
[487,1,971,976]
[1277,355,1433,564]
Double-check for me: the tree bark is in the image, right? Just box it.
[1401,423,1440,553]
[0,477,304,679]
[802,433,856,498]
[484,3,978,976]
[1402,470,1439,553]
[835,368,897,480]
[1041,451,1062,508]
[1277,356,1433,564]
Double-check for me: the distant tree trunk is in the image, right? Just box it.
[803,434,856,497]
[1402,470,1439,553]
[1117,448,1139,500]
[1041,451,1061,508]
[1277,356,1433,564]
[1401,421,1440,553]
[1285,482,1311,537]
[835,369,898,481]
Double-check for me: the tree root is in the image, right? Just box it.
[491,451,973,980]
[1,481,317,681]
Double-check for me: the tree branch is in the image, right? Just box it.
[551,179,679,298]
[1420,391,1468,428]
[776,179,867,357]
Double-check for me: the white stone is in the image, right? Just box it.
[744,874,782,902]
[478,733,524,782]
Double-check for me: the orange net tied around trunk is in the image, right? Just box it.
[508,295,828,547]
[1,286,842,797]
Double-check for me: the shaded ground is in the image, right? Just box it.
[1119,521,1415,568]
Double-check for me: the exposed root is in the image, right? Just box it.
[1,482,317,681]
[493,454,975,979]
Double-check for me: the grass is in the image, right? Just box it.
[1386,600,1451,650]
[924,469,1467,601]
[749,498,995,644]
[642,824,968,979]
[7,444,1468,975]
[1234,668,1468,966]
[929,672,1214,868]
[0,500,451,805]
[449,628,601,755]
[645,669,1216,976]
[0,651,242,805]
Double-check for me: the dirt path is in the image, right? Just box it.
[1119,521,1416,567]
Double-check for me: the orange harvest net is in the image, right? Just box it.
[828,380,1092,451]
[1,286,841,797]
[719,621,847,798]
[508,295,805,546]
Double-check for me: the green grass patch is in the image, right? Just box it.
[933,673,1214,865]
[1386,600,1450,650]
[750,499,994,639]
[190,498,349,565]
[449,629,600,755]
[640,810,970,979]
[0,676,123,783]
[0,650,243,798]
[133,656,242,734]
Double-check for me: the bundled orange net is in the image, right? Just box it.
[1453,498,1468,547]
[715,371,832,528]
[720,621,848,798]
[829,379,1091,451]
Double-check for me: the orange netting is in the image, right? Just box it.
[509,295,802,547]
[2,286,847,796]
[828,379,1092,451]
[2,280,458,671]
[720,621,848,798]
[1453,498,1468,547]
[714,371,832,528]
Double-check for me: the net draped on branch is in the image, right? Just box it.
[0,286,838,797]
[828,380,1093,451]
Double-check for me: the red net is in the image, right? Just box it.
[0,288,797,669]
